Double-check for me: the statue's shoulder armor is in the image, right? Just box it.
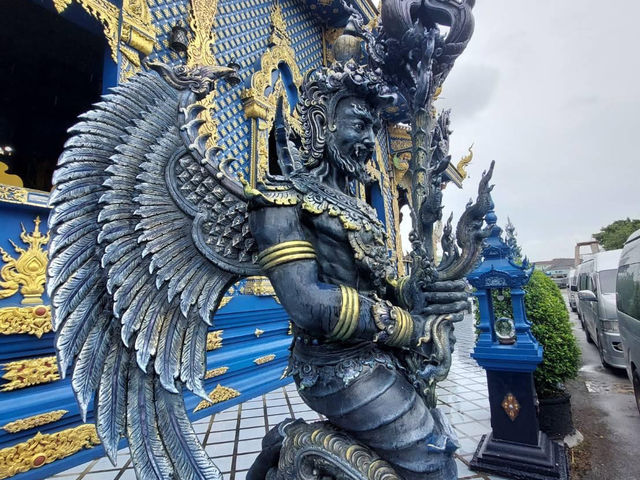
[290,172,383,233]
[244,175,301,210]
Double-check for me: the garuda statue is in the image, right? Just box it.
[48,0,493,479]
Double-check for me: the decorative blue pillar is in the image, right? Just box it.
[468,211,568,480]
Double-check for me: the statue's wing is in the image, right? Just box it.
[47,63,254,480]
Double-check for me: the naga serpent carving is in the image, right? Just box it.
[48,0,492,479]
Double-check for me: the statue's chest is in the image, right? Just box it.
[298,180,391,292]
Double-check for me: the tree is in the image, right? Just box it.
[593,218,640,250]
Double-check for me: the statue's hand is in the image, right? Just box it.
[417,279,469,316]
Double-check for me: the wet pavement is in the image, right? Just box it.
[565,292,640,480]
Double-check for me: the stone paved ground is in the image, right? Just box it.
[50,313,507,480]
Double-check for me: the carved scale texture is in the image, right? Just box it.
[48,71,249,480]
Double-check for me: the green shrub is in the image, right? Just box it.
[477,270,580,397]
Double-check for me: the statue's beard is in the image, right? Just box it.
[325,135,373,184]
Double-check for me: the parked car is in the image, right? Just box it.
[616,229,640,413]
[577,249,625,369]
[568,268,577,312]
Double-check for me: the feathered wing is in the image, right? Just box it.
[48,64,255,480]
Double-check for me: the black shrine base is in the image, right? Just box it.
[470,432,569,480]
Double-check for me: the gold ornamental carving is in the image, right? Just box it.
[0,424,100,479]
[254,328,264,338]
[254,354,276,365]
[193,384,241,412]
[241,1,303,186]
[0,305,52,338]
[187,0,221,149]
[206,330,223,351]
[1,410,68,434]
[501,393,521,421]
[0,217,49,304]
[1,356,59,392]
[244,276,276,296]
[456,144,474,180]
[0,185,28,205]
[204,366,229,379]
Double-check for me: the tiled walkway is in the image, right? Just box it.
[50,313,507,479]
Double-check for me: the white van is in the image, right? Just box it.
[616,229,640,413]
[568,268,577,312]
[577,249,624,369]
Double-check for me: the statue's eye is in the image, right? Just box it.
[354,121,364,131]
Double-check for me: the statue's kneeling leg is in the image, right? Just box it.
[297,361,459,480]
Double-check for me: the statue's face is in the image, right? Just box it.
[326,96,379,183]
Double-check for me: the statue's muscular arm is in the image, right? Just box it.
[249,204,378,339]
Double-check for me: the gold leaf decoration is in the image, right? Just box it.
[206,330,223,351]
[0,305,52,338]
[243,276,276,296]
[193,384,240,412]
[456,144,474,180]
[0,424,100,479]
[2,410,68,434]
[187,0,221,149]
[254,354,276,365]
[1,356,59,392]
[501,393,520,422]
[204,366,229,379]
[254,328,264,338]
[0,185,28,205]
[0,217,49,304]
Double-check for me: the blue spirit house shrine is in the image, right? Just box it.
[468,212,568,480]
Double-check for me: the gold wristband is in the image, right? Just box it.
[257,240,316,270]
[387,306,414,347]
[329,285,360,341]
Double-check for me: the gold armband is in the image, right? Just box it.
[257,240,316,270]
[386,306,414,347]
[329,285,360,341]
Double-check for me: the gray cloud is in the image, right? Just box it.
[425,0,640,262]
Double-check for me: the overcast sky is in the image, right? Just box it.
[403,0,640,261]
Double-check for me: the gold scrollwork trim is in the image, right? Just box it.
[0,185,28,205]
[0,305,51,338]
[193,384,241,412]
[1,410,68,434]
[0,424,100,479]
[1,356,59,392]
[0,217,49,304]
[253,354,276,365]
[206,330,223,351]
